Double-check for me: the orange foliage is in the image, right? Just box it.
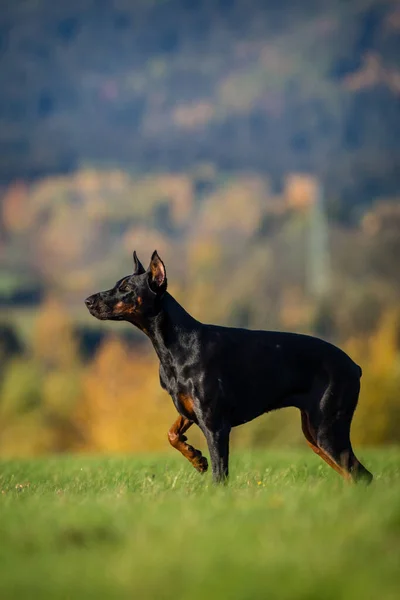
[2,181,30,232]
[284,174,318,211]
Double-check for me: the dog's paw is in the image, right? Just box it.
[194,455,208,473]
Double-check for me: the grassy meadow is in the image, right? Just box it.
[0,449,399,600]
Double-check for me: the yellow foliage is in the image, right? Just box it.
[0,355,81,456]
[187,237,222,274]
[197,177,266,236]
[0,413,53,457]
[32,296,79,369]
[368,309,399,378]
[346,308,400,446]
[0,358,42,422]
[76,337,175,453]
[280,287,313,330]
[42,369,81,417]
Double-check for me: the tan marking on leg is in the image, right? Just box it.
[178,393,196,419]
[300,411,348,479]
[168,416,208,473]
[339,450,357,482]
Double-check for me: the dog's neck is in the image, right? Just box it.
[145,292,200,363]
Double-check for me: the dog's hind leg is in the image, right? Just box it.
[300,410,345,477]
[309,379,373,484]
[315,418,373,484]
[168,416,208,473]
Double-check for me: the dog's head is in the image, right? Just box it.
[85,250,167,329]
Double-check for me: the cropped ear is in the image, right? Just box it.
[148,250,167,292]
[133,251,145,275]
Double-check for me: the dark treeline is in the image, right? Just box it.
[1,0,399,221]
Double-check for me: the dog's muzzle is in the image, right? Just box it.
[85,296,95,310]
[85,295,109,320]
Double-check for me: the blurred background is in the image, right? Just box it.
[0,0,399,457]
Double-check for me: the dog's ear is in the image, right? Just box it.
[148,250,167,292]
[133,250,145,275]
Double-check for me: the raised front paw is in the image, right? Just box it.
[193,455,208,473]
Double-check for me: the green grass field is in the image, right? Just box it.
[1,449,399,600]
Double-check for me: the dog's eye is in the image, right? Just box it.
[119,281,130,292]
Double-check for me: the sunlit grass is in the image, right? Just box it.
[0,449,399,599]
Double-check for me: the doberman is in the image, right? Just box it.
[85,250,373,484]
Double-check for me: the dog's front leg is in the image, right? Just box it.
[201,422,231,484]
[168,415,208,473]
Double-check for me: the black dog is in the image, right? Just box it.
[85,251,372,484]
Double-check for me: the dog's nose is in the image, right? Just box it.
[85,296,94,308]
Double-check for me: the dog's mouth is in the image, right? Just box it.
[85,297,113,321]
[86,305,111,320]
